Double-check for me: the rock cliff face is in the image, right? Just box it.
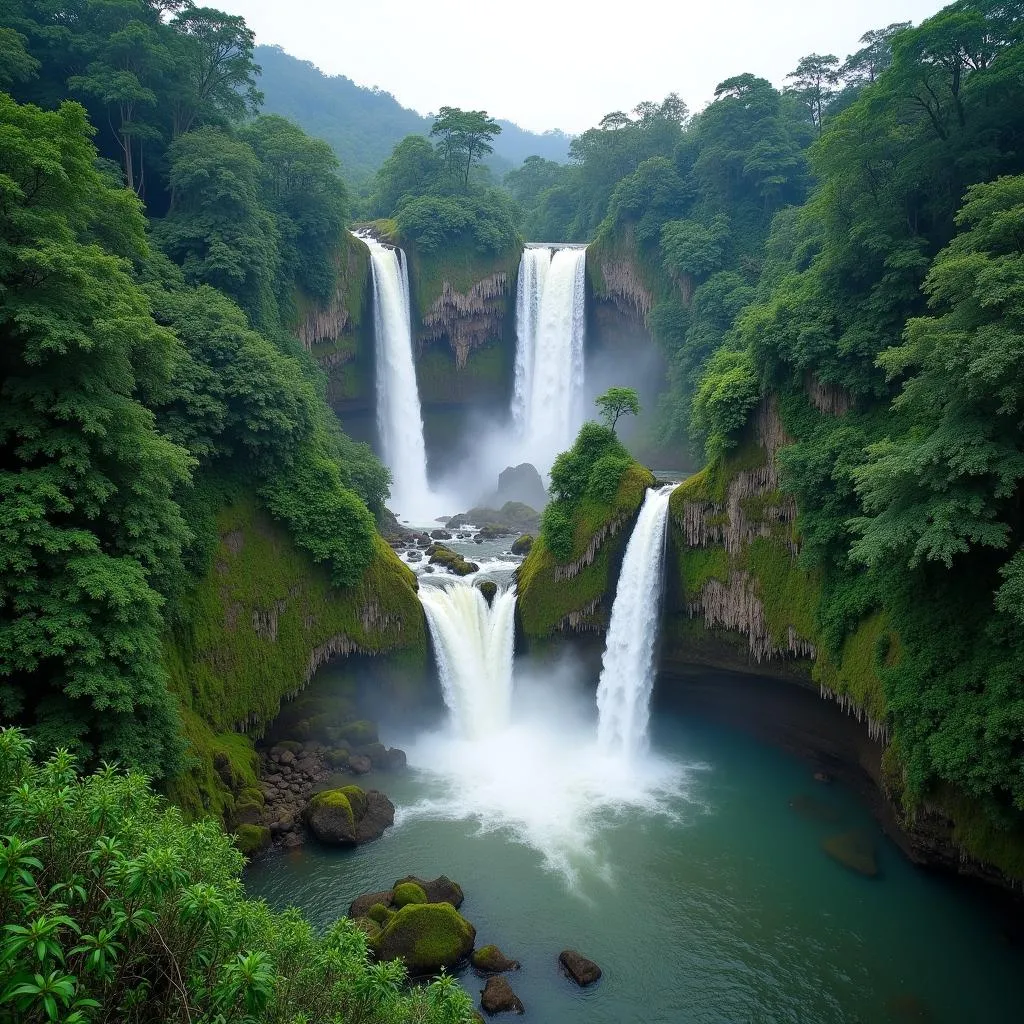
[420,273,510,370]
[164,497,426,822]
[662,396,1024,890]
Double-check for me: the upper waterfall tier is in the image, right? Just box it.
[362,234,431,517]
[420,582,517,740]
[512,245,587,474]
[596,484,677,758]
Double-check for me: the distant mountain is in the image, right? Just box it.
[254,45,572,184]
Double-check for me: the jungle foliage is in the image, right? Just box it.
[0,729,475,1024]
[0,3,389,778]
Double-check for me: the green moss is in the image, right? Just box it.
[371,902,475,973]
[308,789,354,828]
[393,881,428,907]
[812,612,891,722]
[741,537,820,648]
[339,785,367,818]
[417,342,509,405]
[337,720,378,746]
[164,497,426,820]
[941,789,1024,881]
[679,542,730,601]
[674,443,766,505]
[368,902,395,925]
[235,824,270,856]
[518,464,653,638]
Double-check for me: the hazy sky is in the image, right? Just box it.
[217,0,947,135]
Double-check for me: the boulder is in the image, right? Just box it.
[393,874,465,908]
[476,580,498,606]
[235,824,271,857]
[430,529,452,540]
[349,890,395,919]
[370,902,475,974]
[510,534,533,556]
[393,881,428,907]
[303,786,395,846]
[822,830,879,877]
[382,747,407,771]
[355,741,389,765]
[559,949,602,987]
[349,754,372,775]
[480,976,524,1015]
[429,546,479,576]
[491,463,548,512]
[406,549,423,562]
[472,944,520,973]
[337,720,379,746]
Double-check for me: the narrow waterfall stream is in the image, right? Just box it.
[363,234,432,516]
[419,583,517,739]
[511,245,587,472]
[596,484,677,757]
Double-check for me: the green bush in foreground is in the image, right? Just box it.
[0,729,474,1024]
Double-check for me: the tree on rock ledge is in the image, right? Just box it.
[595,387,641,432]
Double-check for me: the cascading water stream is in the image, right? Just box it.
[596,484,677,758]
[419,583,517,739]
[362,234,431,516]
[511,245,587,472]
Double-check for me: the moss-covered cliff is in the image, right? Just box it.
[517,463,654,639]
[164,496,426,821]
[665,399,1024,886]
[294,231,374,409]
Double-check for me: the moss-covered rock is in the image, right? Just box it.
[471,944,520,973]
[353,916,382,940]
[235,824,270,857]
[475,580,498,606]
[337,720,379,746]
[370,902,476,974]
[511,534,533,556]
[368,902,395,925]
[393,881,428,907]
[429,545,479,576]
[393,874,464,908]
[304,786,395,846]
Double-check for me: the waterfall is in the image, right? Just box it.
[596,485,677,758]
[364,234,431,516]
[511,245,587,472]
[420,583,517,739]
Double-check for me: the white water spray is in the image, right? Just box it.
[597,485,677,758]
[511,245,587,472]
[419,583,517,739]
[363,234,431,516]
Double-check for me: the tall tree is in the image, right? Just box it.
[785,53,840,133]
[430,106,501,188]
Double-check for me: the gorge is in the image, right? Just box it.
[3,2,1024,1021]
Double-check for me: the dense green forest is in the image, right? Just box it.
[255,44,572,186]
[0,0,390,778]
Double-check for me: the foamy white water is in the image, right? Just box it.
[363,234,432,517]
[597,485,677,758]
[419,582,517,738]
[511,245,587,473]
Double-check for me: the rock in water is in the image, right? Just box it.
[370,902,475,974]
[393,874,465,908]
[303,786,394,846]
[480,976,524,1015]
[476,580,498,605]
[472,944,521,973]
[349,890,395,918]
[510,534,533,556]
[493,463,548,511]
[822,830,879,877]
[559,949,602,986]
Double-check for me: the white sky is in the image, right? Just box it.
[218,0,947,135]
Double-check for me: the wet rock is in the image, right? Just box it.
[304,786,395,846]
[337,720,379,745]
[476,580,498,605]
[355,741,389,764]
[278,748,295,766]
[349,890,396,918]
[822,830,879,877]
[429,545,479,576]
[393,881,428,907]
[559,949,601,987]
[406,549,423,562]
[480,976,524,1015]
[235,824,271,857]
[472,944,520,973]
[382,747,407,771]
[370,902,475,974]
[349,754,372,775]
[430,529,452,540]
[510,534,533,556]
[423,564,436,572]
[393,874,465,908]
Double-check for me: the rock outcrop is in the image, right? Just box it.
[559,949,602,987]
[421,274,510,369]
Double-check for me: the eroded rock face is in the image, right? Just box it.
[480,976,524,1015]
[559,949,602,987]
[421,274,510,369]
[303,786,395,846]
